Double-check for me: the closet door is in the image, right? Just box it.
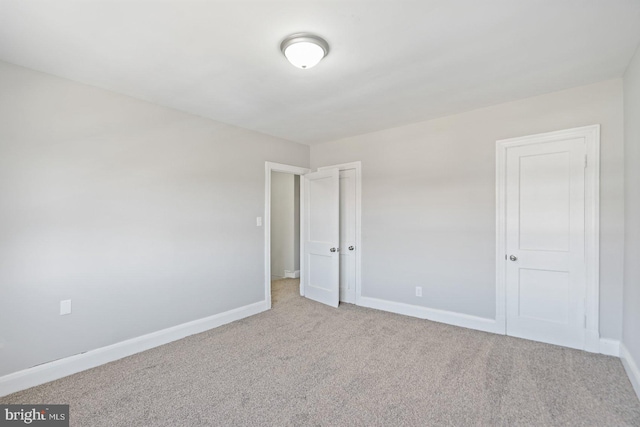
[505,138,587,349]
[339,169,357,303]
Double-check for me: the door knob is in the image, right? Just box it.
[348,246,355,251]
[330,247,337,253]
[509,255,518,261]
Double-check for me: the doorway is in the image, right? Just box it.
[270,172,300,281]
[264,162,310,309]
[269,171,301,306]
[317,163,361,305]
[496,125,600,351]
[264,161,361,310]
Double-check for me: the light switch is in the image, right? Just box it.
[60,299,72,315]
[256,217,262,227]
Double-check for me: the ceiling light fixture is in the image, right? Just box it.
[280,33,329,69]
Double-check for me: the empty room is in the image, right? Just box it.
[1,0,640,425]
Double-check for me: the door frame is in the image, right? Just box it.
[495,125,600,351]
[317,161,363,305]
[264,162,311,309]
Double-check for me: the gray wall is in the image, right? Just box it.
[311,79,624,340]
[0,58,630,380]
[0,61,309,377]
[623,45,640,374]
[270,172,300,278]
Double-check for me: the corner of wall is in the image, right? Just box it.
[621,343,640,400]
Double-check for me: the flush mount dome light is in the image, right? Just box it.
[280,33,329,69]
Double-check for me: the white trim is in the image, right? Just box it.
[584,125,601,351]
[264,162,311,307]
[585,329,601,353]
[300,175,306,297]
[360,295,618,356]
[359,297,502,334]
[317,162,362,305]
[359,298,620,358]
[599,338,620,357]
[495,125,600,351]
[0,300,268,397]
[284,270,300,279]
[495,136,508,334]
[621,343,640,401]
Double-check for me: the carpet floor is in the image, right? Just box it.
[2,278,640,426]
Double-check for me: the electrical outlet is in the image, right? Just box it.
[256,217,263,227]
[415,286,422,297]
[60,300,72,315]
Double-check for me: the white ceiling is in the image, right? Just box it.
[1,1,639,145]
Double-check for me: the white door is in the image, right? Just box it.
[339,169,357,303]
[505,137,587,349]
[302,169,340,307]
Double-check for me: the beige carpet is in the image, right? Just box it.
[2,278,639,426]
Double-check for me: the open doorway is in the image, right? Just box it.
[264,161,362,310]
[264,162,310,309]
[270,171,300,306]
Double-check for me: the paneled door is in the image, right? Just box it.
[339,169,357,303]
[302,169,340,307]
[505,137,587,349]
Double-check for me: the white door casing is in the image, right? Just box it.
[264,162,310,309]
[301,168,340,308]
[496,125,600,352]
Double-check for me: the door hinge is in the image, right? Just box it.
[584,155,588,169]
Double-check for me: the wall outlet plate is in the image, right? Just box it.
[60,300,72,315]
[415,287,422,297]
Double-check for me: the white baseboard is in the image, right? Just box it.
[599,338,621,357]
[357,296,502,334]
[585,330,601,353]
[357,296,622,357]
[284,270,300,279]
[621,343,640,401]
[0,300,268,398]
